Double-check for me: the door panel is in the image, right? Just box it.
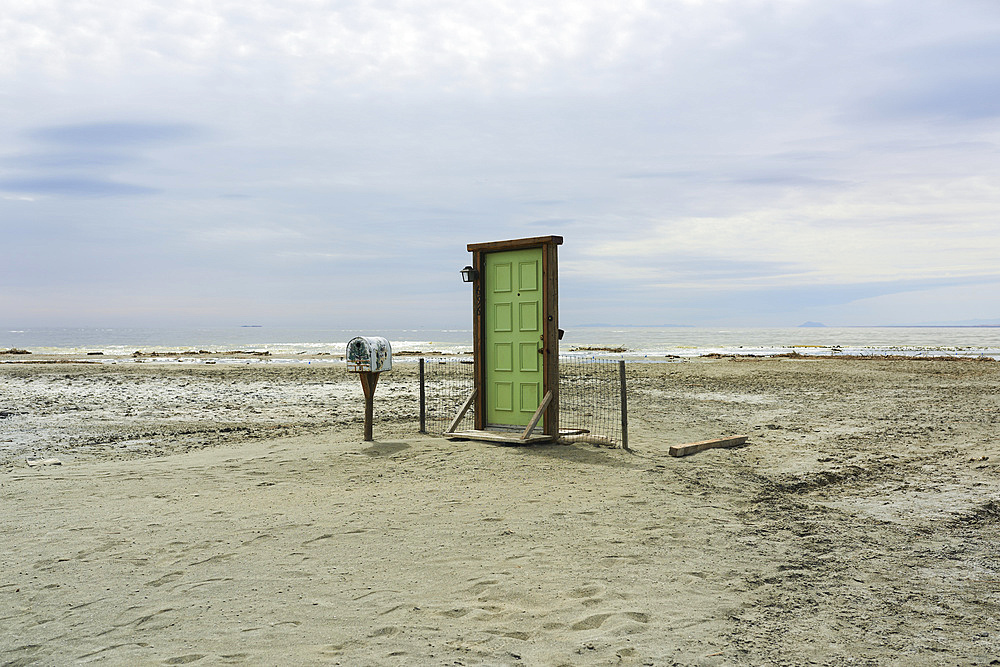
[485,247,544,427]
[518,261,538,290]
[519,382,539,412]
[519,342,538,372]
[494,303,512,331]
[494,381,513,411]
[494,342,513,371]
[518,302,539,331]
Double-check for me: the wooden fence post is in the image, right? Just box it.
[419,357,426,434]
[619,360,629,451]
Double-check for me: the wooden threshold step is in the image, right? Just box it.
[445,429,554,445]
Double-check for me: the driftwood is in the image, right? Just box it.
[26,458,63,467]
[668,436,747,457]
[557,434,615,447]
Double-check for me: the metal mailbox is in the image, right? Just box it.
[346,336,392,373]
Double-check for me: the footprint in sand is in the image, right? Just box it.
[368,626,400,638]
[163,655,205,664]
[438,608,471,618]
[571,611,650,631]
[568,583,605,598]
[567,582,607,608]
[571,613,613,630]
[146,571,184,588]
[466,578,499,596]
[485,629,531,641]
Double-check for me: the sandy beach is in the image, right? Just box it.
[2,356,999,665]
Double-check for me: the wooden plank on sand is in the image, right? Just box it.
[446,429,553,445]
[669,436,748,457]
[520,391,552,440]
[446,389,477,434]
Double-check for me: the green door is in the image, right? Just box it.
[485,247,544,427]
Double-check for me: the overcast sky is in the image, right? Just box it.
[3,0,999,328]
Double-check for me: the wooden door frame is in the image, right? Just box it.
[467,235,562,436]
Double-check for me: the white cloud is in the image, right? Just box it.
[194,226,304,244]
[2,0,846,95]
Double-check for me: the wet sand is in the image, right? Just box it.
[2,357,999,665]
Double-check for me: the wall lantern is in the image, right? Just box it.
[460,265,479,283]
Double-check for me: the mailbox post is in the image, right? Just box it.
[346,336,392,441]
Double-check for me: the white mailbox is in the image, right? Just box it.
[346,336,392,373]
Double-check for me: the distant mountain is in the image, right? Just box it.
[945,318,1000,326]
[913,318,1000,327]
[798,321,826,328]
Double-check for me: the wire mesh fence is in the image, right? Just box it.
[418,356,627,447]
[558,356,627,448]
[419,358,477,434]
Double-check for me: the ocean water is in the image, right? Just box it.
[561,326,1000,360]
[0,327,472,360]
[3,326,1000,361]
